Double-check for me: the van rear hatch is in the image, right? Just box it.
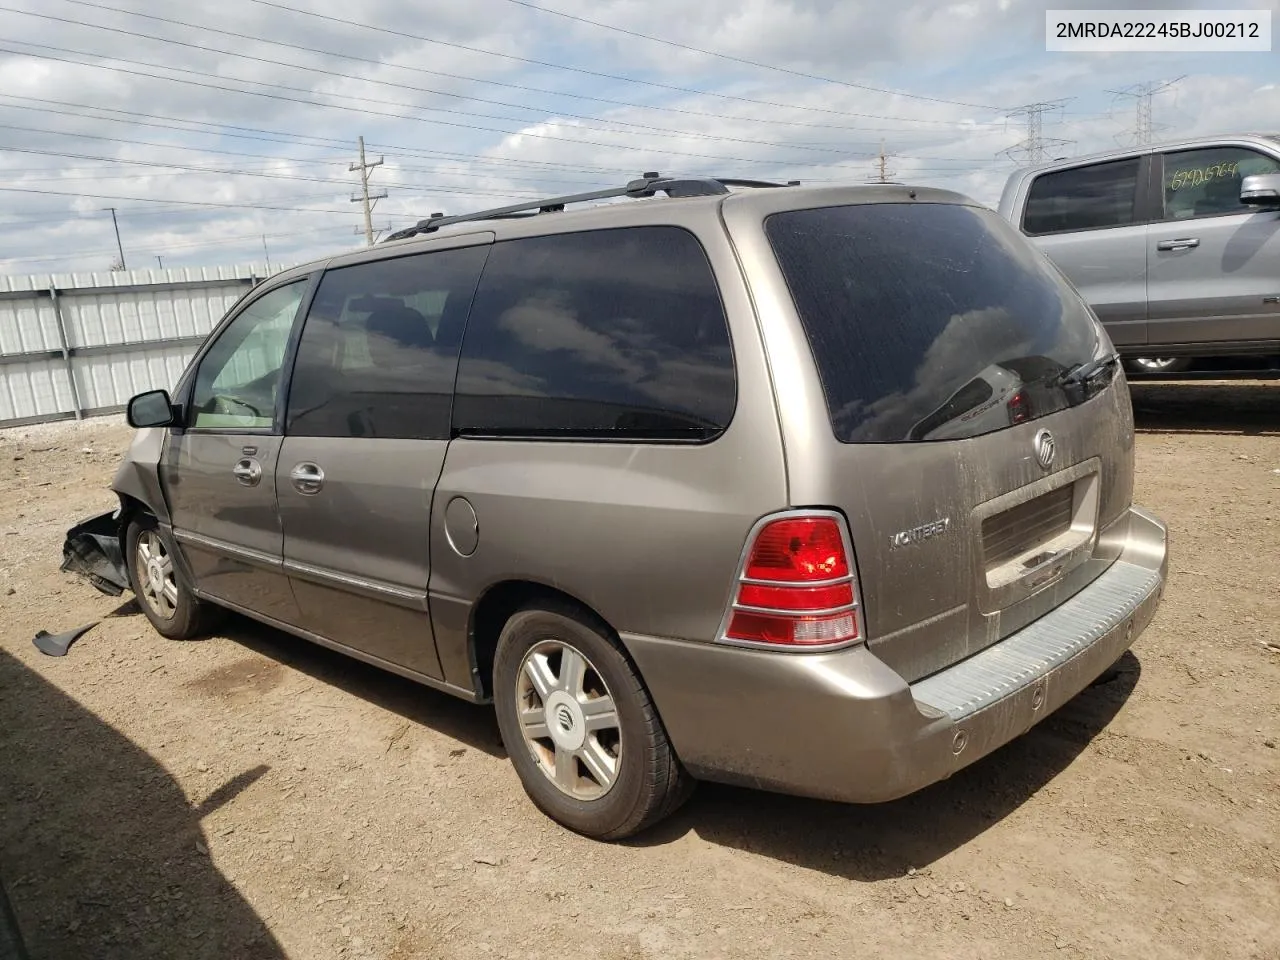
[759,199,1135,682]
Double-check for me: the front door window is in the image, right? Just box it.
[190,281,307,430]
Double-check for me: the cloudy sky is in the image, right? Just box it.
[0,0,1276,275]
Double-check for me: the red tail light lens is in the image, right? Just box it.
[735,582,854,611]
[743,517,849,582]
[724,513,861,648]
[1007,389,1031,425]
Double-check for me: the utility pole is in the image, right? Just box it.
[873,139,895,183]
[1106,78,1184,145]
[155,255,164,269]
[262,235,272,273]
[350,136,387,247]
[102,206,126,271]
[1000,100,1073,163]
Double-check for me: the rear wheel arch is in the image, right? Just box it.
[468,581,624,701]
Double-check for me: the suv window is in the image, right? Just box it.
[285,246,489,439]
[189,280,307,430]
[766,203,1102,444]
[1022,158,1140,235]
[1161,146,1280,220]
[452,227,735,441]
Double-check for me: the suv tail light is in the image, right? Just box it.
[722,512,863,648]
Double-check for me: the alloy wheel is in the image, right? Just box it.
[515,640,622,800]
[136,530,178,620]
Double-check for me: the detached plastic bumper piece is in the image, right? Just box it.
[60,510,129,597]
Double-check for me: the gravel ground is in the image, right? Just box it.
[1,382,1278,960]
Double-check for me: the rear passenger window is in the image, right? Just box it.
[452,227,735,441]
[286,246,488,439]
[1023,159,1141,235]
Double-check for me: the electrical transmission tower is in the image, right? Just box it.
[350,136,387,247]
[1107,78,1184,145]
[1000,100,1073,164]
[872,139,896,183]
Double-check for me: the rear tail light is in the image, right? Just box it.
[722,513,862,648]
[1007,389,1031,425]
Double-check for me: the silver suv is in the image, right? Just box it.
[998,134,1280,373]
[62,175,1169,839]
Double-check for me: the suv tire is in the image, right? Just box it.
[125,516,217,640]
[493,606,692,840]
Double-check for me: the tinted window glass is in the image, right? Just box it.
[1023,159,1140,235]
[190,280,307,430]
[766,203,1104,444]
[453,227,734,441]
[1162,146,1280,220]
[286,246,488,439]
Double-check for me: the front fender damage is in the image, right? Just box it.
[60,509,129,596]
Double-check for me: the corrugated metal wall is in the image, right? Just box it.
[0,264,290,427]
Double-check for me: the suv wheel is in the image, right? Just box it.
[493,607,692,839]
[125,517,215,640]
[1126,357,1192,374]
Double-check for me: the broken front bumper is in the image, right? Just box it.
[60,510,129,597]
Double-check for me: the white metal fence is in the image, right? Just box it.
[0,264,289,427]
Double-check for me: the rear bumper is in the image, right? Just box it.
[622,505,1168,804]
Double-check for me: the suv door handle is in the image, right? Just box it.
[1156,237,1200,251]
[289,462,325,495]
[232,458,262,487]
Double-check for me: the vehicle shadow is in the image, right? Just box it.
[0,649,284,960]
[634,652,1141,881]
[215,615,506,758]
[1130,380,1280,435]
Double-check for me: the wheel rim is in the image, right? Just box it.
[1134,358,1179,370]
[515,640,621,801]
[136,530,179,620]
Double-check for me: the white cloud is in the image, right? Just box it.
[0,0,1276,273]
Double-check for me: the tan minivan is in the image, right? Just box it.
[63,175,1169,839]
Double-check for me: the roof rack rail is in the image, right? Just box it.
[383,173,800,242]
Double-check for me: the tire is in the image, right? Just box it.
[1125,357,1192,374]
[493,605,693,840]
[125,516,215,640]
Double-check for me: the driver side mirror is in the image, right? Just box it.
[126,389,177,429]
[1240,173,1280,207]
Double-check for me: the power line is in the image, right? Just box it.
[246,0,1008,125]
[0,95,650,178]
[494,0,1003,112]
[2,95,1001,185]
[37,2,1012,134]
[0,139,554,198]
[1,5,907,150]
[0,192,344,226]
[0,227,344,267]
[0,40,890,166]
[0,184,370,215]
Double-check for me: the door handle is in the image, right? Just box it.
[232,458,262,487]
[289,462,325,495]
[1156,237,1200,251]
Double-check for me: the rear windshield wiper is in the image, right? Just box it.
[1054,351,1120,388]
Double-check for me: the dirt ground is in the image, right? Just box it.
[1,381,1278,960]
